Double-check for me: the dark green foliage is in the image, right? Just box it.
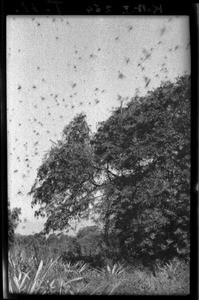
[92,75,190,261]
[76,226,102,256]
[28,75,190,263]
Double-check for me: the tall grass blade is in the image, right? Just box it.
[59,278,63,295]
[29,260,44,293]
[20,272,30,289]
[30,257,60,294]
[101,284,111,294]
[109,279,125,295]
[112,264,117,274]
[64,276,83,286]
[107,265,111,273]
[91,285,103,295]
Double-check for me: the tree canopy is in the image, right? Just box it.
[29,75,190,261]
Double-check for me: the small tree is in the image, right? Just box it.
[8,201,21,249]
[28,113,99,234]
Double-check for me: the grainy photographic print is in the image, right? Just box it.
[7,15,190,295]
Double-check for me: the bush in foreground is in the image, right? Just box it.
[8,251,189,295]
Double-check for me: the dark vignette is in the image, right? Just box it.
[0,2,197,299]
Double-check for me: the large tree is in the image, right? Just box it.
[29,75,190,261]
[92,75,190,261]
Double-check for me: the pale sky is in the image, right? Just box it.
[7,15,190,235]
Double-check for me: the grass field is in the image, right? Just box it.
[8,248,189,295]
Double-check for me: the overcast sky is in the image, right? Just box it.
[7,15,190,235]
